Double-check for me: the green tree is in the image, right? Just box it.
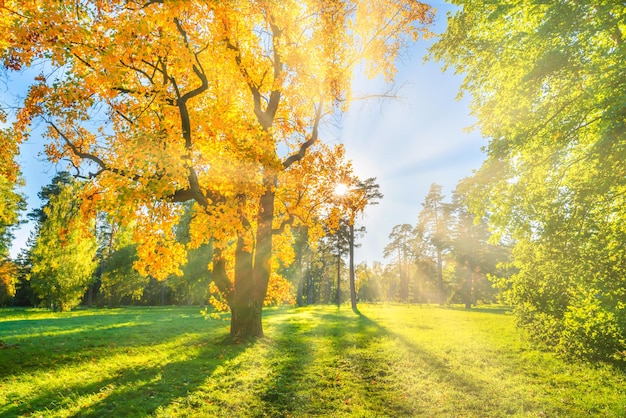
[0,175,24,256]
[306,232,345,305]
[11,249,38,307]
[29,180,98,311]
[448,183,508,308]
[0,109,26,258]
[432,2,626,361]
[0,110,26,306]
[416,183,450,305]
[99,222,148,307]
[168,202,212,305]
[384,223,415,302]
[332,177,382,310]
[355,262,381,302]
[27,171,73,224]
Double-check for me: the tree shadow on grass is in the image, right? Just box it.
[0,307,251,417]
[255,308,513,416]
[256,313,320,416]
[255,308,430,416]
[2,331,250,417]
[0,308,208,378]
[355,310,529,416]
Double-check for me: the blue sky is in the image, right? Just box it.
[6,1,487,264]
[338,2,487,263]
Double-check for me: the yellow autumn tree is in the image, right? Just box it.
[2,0,432,338]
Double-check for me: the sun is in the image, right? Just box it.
[334,183,349,197]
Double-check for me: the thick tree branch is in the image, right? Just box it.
[272,213,294,235]
[48,121,107,175]
[48,120,218,208]
[224,16,283,131]
[283,101,323,168]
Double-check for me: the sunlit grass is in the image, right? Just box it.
[1,305,625,417]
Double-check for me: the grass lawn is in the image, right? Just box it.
[1,304,624,417]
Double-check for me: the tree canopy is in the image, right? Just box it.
[28,179,98,312]
[431,1,626,361]
[2,0,433,337]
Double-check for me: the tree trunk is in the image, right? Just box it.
[230,300,263,339]
[87,284,93,308]
[437,248,444,306]
[296,247,304,307]
[295,226,308,307]
[336,231,341,307]
[349,223,357,311]
[465,262,472,309]
[230,182,275,340]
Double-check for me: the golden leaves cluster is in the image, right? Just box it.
[4,0,433,290]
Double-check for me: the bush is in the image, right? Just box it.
[558,293,626,362]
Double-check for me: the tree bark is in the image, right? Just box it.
[230,300,263,339]
[230,180,275,339]
[295,227,307,306]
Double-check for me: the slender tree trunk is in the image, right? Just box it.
[437,248,444,306]
[402,250,415,302]
[336,231,341,307]
[296,244,305,307]
[296,226,309,306]
[87,284,93,308]
[306,270,313,305]
[349,223,357,311]
[306,253,315,304]
[398,247,407,301]
[349,224,357,311]
[465,262,472,309]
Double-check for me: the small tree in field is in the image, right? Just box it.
[29,181,97,312]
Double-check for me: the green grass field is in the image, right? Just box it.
[1,304,624,417]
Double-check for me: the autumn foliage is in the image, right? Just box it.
[1,1,432,337]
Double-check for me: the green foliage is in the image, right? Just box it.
[383,223,414,301]
[1,305,625,416]
[560,293,626,362]
[166,202,212,305]
[0,174,25,256]
[99,221,148,306]
[101,244,146,305]
[0,109,26,257]
[0,258,17,305]
[432,2,626,361]
[382,184,507,306]
[416,183,450,304]
[10,251,38,307]
[167,243,212,305]
[28,180,98,312]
